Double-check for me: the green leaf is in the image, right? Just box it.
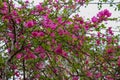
[0,56,4,64]
[100,24,106,28]
[69,0,73,5]
[63,9,68,14]
[102,0,107,2]
[117,4,120,11]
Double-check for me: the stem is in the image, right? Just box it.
[23,56,25,80]
[13,70,15,80]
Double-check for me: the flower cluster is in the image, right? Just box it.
[0,0,120,80]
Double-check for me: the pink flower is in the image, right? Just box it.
[75,0,85,3]
[50,32,55,37]
[53,68,58,74]
[104,9,111,17]
[14,71,20,77]
[72,34,77,39]
[16,53,22,59]
[7,48,11,53]
[42,16,57,30]
[95,72,102,78]
[15,18,21,24]
[35,46,45,53]
[97,9,111,20]
[96,40,100,45]
[3,2,8,8]
[32,31,44,37]
[55,0,58,3]
[76,0,80,2]
[85,60,89,64]
[24,20,35,28]
[106,48,114,54]
[97,10,104,18]
[91,16,98,23]
[97,32,101,38]
[36,3,43,11]
[85,25,89,31]
[55,44,62,54]
[66,21,72,25]
[105,75,114,80]
[72,76,79,80]
[118,45,120,48]
[50,24,57,30]
[0,3,8,14]
[86,71,93,77]
[117,56,120,67]
[74,25,79,30]
[8,26,13,31]
[25,0,29,3]
[39,53,46,59]
[38,31,44,37]
[62,51,68,57]
[57,16,62,24]
[10,65,17,70]
[35,74,40,78]
[11,10,18,16]
[8,33,14,39]
[58,28,64,36]
[32,31,38,37]
[107,27,114,35]
[106,36,112,44]
[1,8,8,14]
[36,62,45,69]
[29,53,37,59]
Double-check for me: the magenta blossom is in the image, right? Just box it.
[106,47,114,54]
[32,31,38,37]
[72,76,79,80]
[117,56,120,67]
[91,16,98,23]
[104,9,111,17]
[38,31,44,37]
[86,71,93,77]
[15,18,21,24]
[16,53,23,59]
[39,53,46,59]
[95,72,102,78]
[36,3,43,11]
[97,9,111,20]
[55,44,62,54]
[24,20,35,28]
[35,46,45,53]
[32,31,44,37]
[8,32,14,39]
